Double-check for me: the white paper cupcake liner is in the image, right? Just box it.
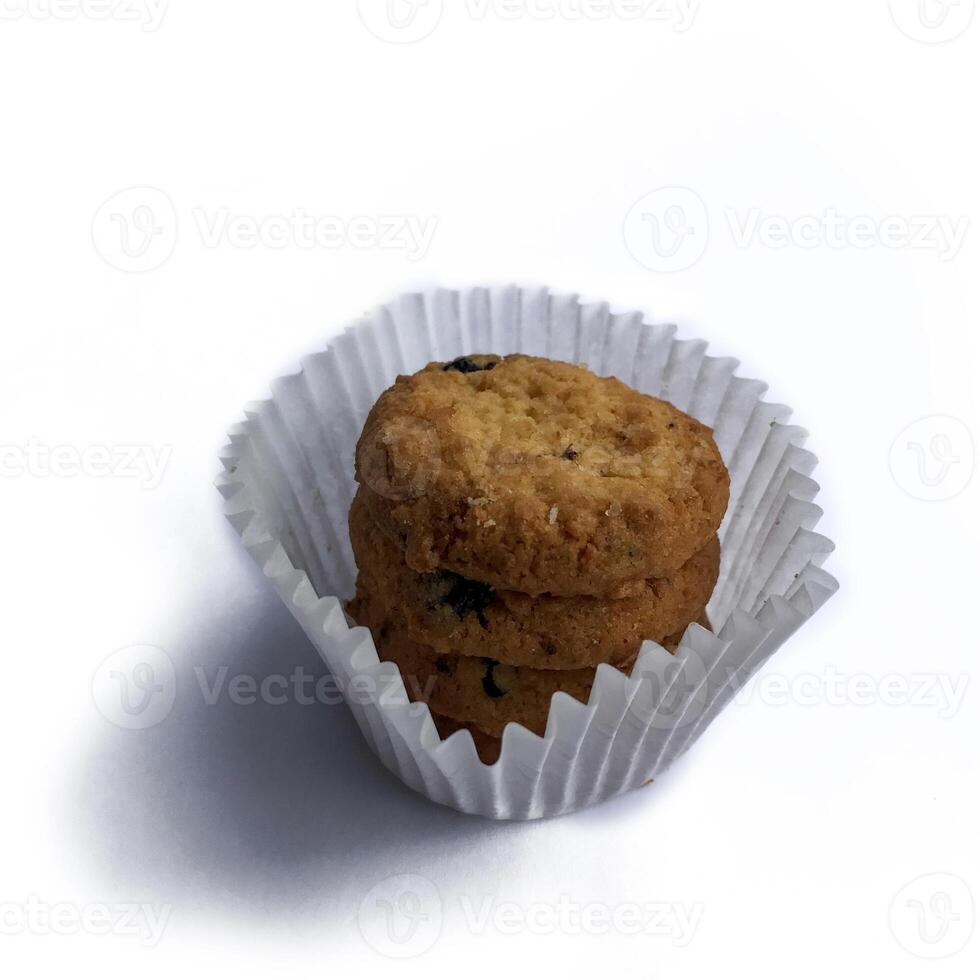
[216,285,838,820]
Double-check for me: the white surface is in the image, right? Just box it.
[1,2,978,977]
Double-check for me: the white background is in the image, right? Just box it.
[1,1,978,977]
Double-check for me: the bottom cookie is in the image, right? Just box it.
[427,605,705,764]
[429,711,502,765]
[352,600,708,741]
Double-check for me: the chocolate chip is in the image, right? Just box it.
[435,656,451,674]
[443,357,497,374]
[561,445,578,460]
[481,659,506,699]
[437,572,495,628]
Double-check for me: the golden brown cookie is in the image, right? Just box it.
[348,599,707,740]
[429,711,502,765]
[355,354,729,597]
[429,614,711,764]
[368,624,630,739]
[348,485,719,670]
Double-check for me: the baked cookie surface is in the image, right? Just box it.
[348,485,719,670]
[347,595,707,740]
[429,711,502,765]
[355,354,729,596]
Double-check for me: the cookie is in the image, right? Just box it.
[348,485,719,670]
[355,354,729,596]
[429,711,502,765]
[359,617,633,738]
[429,613,711,764]
[347,596,707,740]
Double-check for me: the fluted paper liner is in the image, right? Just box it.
[216,286,838,820]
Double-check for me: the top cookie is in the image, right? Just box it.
[355,354,729,597]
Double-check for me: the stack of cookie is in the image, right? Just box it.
[347,354,729,762]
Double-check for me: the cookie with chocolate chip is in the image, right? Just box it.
[348,485,719,670]
[429,610,712,764]
[347,598,707,744]
[355,354,728,597]
[347,603,631,739]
